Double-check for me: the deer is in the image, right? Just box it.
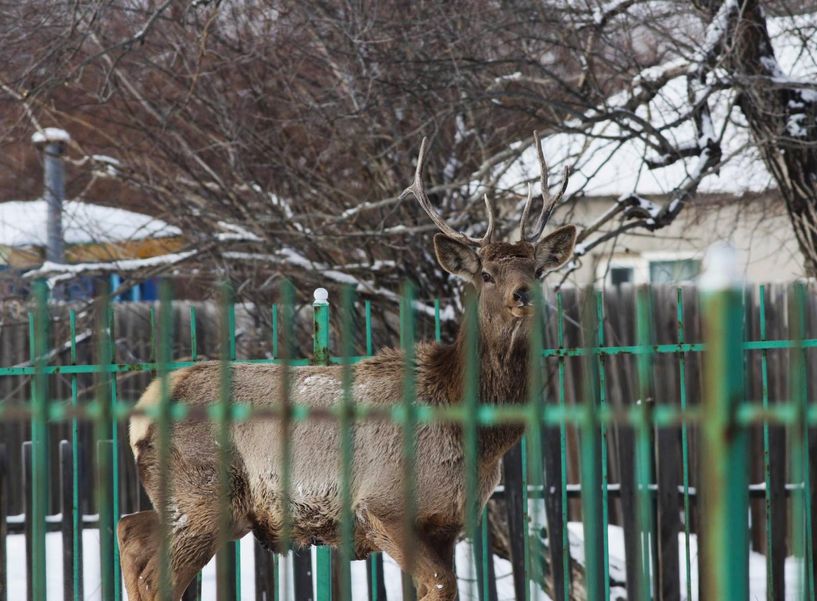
[118,133,577,601]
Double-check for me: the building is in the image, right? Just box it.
[497,12,812,287]
[0,198,182,299]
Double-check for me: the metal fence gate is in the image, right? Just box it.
[1,274,816,600]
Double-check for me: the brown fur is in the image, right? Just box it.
[119,226,576,601]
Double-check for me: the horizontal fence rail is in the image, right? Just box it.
[0,279,815,601]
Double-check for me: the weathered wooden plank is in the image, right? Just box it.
[0,443,7,601]
[543,420,568,601]
[501,443,526,601]
[60,441,79,601]
[293,548,313,601]
[253,540,275,601]
[23,441,32,601]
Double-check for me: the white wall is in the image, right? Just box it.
[556,193,803,286]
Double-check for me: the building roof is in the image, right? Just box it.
[499,13,817,198]
[0,199,181,248]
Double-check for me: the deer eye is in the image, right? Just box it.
[481,272,495,284]
[535,267,545,278]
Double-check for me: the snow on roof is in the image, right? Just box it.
[499,14,817,198]
[0,199,181,248]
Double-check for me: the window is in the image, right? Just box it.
[649,259,701,284]
[609,266,634,286]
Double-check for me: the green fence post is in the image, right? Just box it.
[69,309,83,601]
[156,281,174,601]
[634,286,655,601]
[107,304,122,601]
[790,282,815,601]
[400,282,418,601]
[95,289,116,601]
[29,282,48,601]
[313,288,333,601]
[578,289,604,601]
[699,244,749,600]
[338,286,356,601]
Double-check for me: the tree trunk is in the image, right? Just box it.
[715,0,817,275]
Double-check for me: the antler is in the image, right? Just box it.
[401,137,496,247]
[519,130,569,243]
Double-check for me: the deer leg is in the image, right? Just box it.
[119,511,160,601]
[118,507,222,601]
[365,515,458,601]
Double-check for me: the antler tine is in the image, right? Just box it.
[480,193,497,245]
[531,167,569,242]
[400,137,484,247]
[525,130,570,242]
[518,183,534,242]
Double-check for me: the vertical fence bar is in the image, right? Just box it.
[271,304,278,360]
[96,290,116,601]
[69,309,83,601]
[23,441,33,601]
[699,247,748,600]
[279,280,297,601]
[400,282,418,601]
[215,287,237,601]
[60,440,75,601]
[186,304,203,601]
[463,290,479,601]
[230,301,243,600]
[156,281,174,601]
[524,288,547,601]
[595,290,610,601]
[107,305,122,601]
[434,298,441,343]
[799,282,817,601]
[0,443,6,601]
[579,290,604,601]
[556,292,570,601]
[676,288,692,601]
[29,282,48,601]
[790,282,815,601]
[634,286,655,601]
[338,286,356,601]
[365,300,373,356]
[190,305,198,361]
[363,297,386,601]
[759,285,779,601]
[313,288,333,601]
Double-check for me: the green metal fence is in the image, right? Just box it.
[1,273,816,600]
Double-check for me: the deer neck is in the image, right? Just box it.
[447,316,530,404]
[447,316,530,463]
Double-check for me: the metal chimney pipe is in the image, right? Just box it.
[32,128,70,264]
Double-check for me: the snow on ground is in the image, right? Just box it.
[0,200,180,248]
[6,522,808,600]
[5,530,519,601]
[566,522,805,601]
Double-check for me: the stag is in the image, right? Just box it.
[119,134,577,601]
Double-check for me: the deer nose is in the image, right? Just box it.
[513,287,530,305]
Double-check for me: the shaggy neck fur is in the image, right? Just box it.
[425,311,530,463]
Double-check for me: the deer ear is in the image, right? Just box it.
[434,234,480,279]
[534,225,577,274]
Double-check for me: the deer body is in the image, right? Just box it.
[118,136,577,601]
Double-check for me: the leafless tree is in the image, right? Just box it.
[1,0,815,324]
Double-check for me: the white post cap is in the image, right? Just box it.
[313,287,329,305]
[699,241,742,290]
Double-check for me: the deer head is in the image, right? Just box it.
[401,132,577,348]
